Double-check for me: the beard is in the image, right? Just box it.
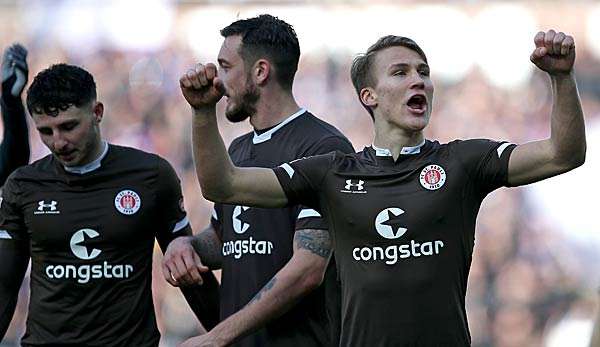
[224,77,260,123]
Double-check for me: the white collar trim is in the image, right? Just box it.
[252,108,306,144]
[64,141,109,175]
[372,140,426,156]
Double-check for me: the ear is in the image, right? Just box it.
[360,87,377,109]
[253,59,270,85]
[92,102,104,124]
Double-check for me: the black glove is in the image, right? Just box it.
[1,43,28,99]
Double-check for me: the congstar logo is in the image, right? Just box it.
[222,206,273,259]
[45,229,134,284]
[352,207,445,265]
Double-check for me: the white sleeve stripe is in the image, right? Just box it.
[211,208,218,220]
[297,209,321,219]
[172,216,190,233]
[0,230,12,239]
[497,143,512,158]
[280,163,295,178]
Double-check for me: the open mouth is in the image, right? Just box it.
[406,95,427,114]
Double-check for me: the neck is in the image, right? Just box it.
[373,118,424,160]
[250,89,300,130]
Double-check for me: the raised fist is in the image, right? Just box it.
[1,43,28,98]
[530,30,575,76]
[180,63,225,109]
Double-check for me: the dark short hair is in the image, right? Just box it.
[221,14,300,89]
[351,35,428,119]
[26,63,96,116]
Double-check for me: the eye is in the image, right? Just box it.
[393,70,406,76]
[61,122,78,131]
[38,128,52,136]
[419,69,430,77]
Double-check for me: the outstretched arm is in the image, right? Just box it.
[178,228,332,347]
[508,30,585,186]
[180,64,287,208]
[0,43,30,186]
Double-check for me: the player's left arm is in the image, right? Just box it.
[178,228,332,347]
[507,30,585,186]
[0,43,30,186]
[153,158,220,330]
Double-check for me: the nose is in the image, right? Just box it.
[52,133,68,152]
[408,71,425,90]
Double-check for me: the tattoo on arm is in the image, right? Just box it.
[191,228,223,269]
[247,277,277,306]
[294,229,332,258]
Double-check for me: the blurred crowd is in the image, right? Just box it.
[2,3,600,347]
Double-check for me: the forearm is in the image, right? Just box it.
[549,72,586,166]
[0,96,29,185]
[190,228,223,270]
[179,272,221,331]
[211,261,321,346]
[192,107,237,202]
[210,229,331,346]
[0,242,29,339]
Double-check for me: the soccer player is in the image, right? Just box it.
[0,43,30,186]
[163,15,354,347]
[179,29,585,346]
[0,64,219,346]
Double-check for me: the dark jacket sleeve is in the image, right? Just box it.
[153,157,220,329]
[0,93,30,187]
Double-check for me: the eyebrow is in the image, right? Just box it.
[388,62,429,71]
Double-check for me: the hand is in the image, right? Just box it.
[180,63,225,110]
[178,332,224,347]
[1,43,28,98]
[530,29,575,76]
[162,236,209,286]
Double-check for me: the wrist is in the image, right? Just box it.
[548,70,575,80]
[208,326,233,347]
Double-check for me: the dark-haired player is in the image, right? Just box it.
[0,43,30,186]
[0,64,219,346]
[180,29,585,346]
[165,14,353,347]
[166,14,353,347]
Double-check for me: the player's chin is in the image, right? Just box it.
[225,106,250,123]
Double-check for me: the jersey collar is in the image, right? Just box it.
[252,108,306,144]
[372,139,426,156]
[63,141,109,175]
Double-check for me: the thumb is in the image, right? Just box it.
[195,252,209,272]
[530,47,547,62]
[213,77,225,95]
[11,69,26,97]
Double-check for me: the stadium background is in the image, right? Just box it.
[1,1,599,346]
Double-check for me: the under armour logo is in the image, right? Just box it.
[345,180,364,191]
[35,200,60,214]
[38,200,57,211]
[341,179,367,194]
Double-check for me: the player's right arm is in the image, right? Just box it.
[180,64,287,208]
[0,176,30,340]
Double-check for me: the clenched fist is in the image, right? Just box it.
[180,63,226,109]
[530,29,575,76]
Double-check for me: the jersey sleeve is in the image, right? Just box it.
[0,173,28,242]
[154,158,191,239]
[454,139,517,194]
[295,136,354,230]
[273,152,336,211]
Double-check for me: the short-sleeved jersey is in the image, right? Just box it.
[211,109,354,347]
[273,139,516,347]
[0,143,191,347]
